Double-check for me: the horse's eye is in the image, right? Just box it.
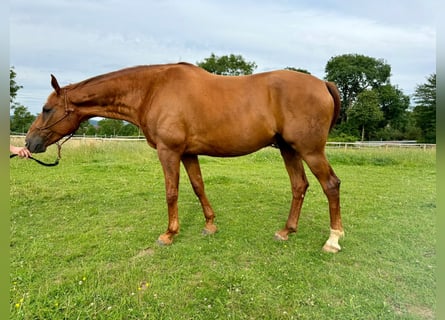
[42,106,51,113]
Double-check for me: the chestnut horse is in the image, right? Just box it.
[25,62,344,252]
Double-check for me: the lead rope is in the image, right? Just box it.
[9,133,74,167]
[56,133,74,159]
[9,153,59,166]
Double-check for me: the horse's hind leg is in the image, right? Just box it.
[303,151,344,253]
[275,146,309,241]
[181,154,217,235]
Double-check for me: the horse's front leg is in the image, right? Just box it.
[181,154,217,235]
[157,147,181,245]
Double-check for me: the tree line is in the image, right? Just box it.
[10,53,435,143]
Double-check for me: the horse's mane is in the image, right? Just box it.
[66,63,196,90]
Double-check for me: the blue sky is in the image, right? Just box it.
[10,0,436,115]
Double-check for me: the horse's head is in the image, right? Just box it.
[26,75,82,153]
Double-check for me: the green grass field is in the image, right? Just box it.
[10,138,436,319]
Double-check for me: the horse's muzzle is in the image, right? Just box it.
[25,135,47,153]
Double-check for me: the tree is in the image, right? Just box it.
[376,85,410,129]
[10,66,36,133]
[347,90,384,141]
[97,119,124,136]
[412,74,436,143]
[197,53,257,76]
[75,120,97,136]
[120,122,140,136]
[10,66,23,105]
[325,54,391,123]
[10,105,36,133]
[284,67,311,74]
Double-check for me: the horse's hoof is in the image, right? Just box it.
[157,235,173,246]
[322,229,343,253]
[202,223,217,235]
[274,232,288,241]
[322,242,341,253]
[202,226,217,235]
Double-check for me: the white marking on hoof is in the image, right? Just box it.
[322,229,344,253]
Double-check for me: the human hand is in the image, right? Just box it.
[10,145,32,158]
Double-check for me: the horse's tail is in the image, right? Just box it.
[325,81,341,132]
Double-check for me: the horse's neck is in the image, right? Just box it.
[71,77,148,125]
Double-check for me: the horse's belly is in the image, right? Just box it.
[185,126,275,157]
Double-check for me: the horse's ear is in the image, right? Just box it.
[51,74,61,95]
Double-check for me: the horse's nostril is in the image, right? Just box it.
[25,138,45,153]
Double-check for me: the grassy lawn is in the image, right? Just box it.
[10,138,436,319]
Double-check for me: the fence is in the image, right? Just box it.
[10,134,435,150]
[326,141,436,150]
